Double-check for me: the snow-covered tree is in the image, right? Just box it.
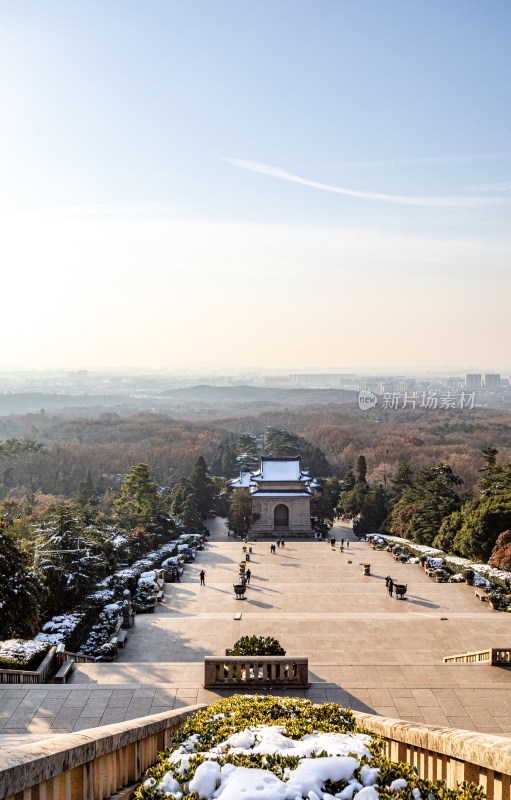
[0,521,44,639]
[35,504,105,616]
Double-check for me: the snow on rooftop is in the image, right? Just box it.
[230,470,254,488]
[258,458,302,482]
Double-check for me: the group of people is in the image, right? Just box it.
[270,539,285,553]
[385,575,394,596]
[330,537,349,549]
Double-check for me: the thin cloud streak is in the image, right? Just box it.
[465,181,511,193]
[329,152,511,170]
[220,157,511,208]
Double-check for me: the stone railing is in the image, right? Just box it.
[443,648,511,665]
[2,705,511,800]
[0,647,57,684]
[352,711,511,799]
[0,705,205,800]
[64,651,96,664]
[204,656,309,688]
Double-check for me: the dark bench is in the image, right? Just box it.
[55,659,75,684]
[117,629,128,647]
[474,588,488,601]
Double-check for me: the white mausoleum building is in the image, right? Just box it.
[230,456,319,537]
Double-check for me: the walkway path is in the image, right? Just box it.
[1,520,510,746]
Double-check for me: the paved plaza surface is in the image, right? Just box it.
[1,518,511,747]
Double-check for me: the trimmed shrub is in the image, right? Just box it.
[230,635,286,656]
[0,639,51,671]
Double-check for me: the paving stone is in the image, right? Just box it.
[3,522,511,746]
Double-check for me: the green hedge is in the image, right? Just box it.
[135,695,485,800]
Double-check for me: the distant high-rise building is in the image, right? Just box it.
[465,374,481,388]
[484,373,501,388]
[397,379,416,392]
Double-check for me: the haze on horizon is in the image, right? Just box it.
[1,1,510,373]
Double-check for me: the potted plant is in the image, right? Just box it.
[435,569,446,583]
[489,592,501,610]
[363,563,371,575]
[464,569,475,586]
[97,641,118,662]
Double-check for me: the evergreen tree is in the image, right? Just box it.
[210,443,225,476]
[342,466,355,492]
[354,485,388,535]
[432,511,464,553]
[0,521,44,639]
[310,477,340,534]
[189,455,215,518]
[35,504,105,616]
[178,495,205,534]
[114,464,159,525]
[227,488,258,537]
[451,495,511,562]
[355,455,367,483]
[76,470,99,523]
[386,467,461,546]
[390,461,414,498]
[221,444,239,478]
[479,445,498,477]
[169,478,195,517]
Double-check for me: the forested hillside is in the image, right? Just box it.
[0,406,509,502]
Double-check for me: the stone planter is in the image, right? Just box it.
[363,564,371,575]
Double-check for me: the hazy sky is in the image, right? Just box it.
[1,1,510,371]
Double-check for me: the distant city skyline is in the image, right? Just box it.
[1,1,509,370]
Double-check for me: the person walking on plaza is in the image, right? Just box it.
[199,570,205,585]
[281,539,285,547]
[175,568,181,583]
[277,539,281,548]
[388,577,394,597]
[341,538,345,547]
[385,575,391,589]
[346,539,349,548]
[246,568,251,584]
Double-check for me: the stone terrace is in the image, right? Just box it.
[1,518,511,747]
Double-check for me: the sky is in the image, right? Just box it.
[1,0,510,372]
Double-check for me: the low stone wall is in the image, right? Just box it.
[352,711,511,799]
[0,647,57,685]
[0,704,205,800]
[204,656,309,688]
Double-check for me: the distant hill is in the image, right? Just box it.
[160,384,357,405]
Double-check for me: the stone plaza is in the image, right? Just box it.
[1,518,511,748]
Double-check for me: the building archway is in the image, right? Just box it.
[274,504,289,528]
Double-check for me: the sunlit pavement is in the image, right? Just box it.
[2,517,511,746]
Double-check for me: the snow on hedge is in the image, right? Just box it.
[137,695,482,800]
[0,639,51,670]
[381,535,510,587]
[35,612,87,645]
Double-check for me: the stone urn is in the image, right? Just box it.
[363,563,371,576]
[233,584,247,600]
